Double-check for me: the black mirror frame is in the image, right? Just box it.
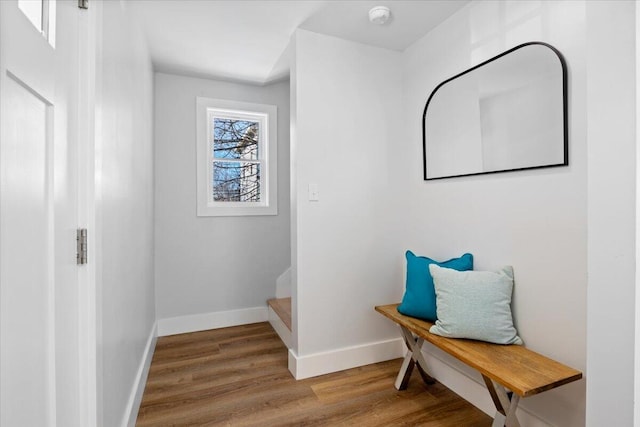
[422,41,569,181]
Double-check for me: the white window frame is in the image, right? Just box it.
[196,97,278,216]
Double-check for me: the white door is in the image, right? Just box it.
[0,1,84,426]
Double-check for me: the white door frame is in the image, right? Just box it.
[77,1,100,426]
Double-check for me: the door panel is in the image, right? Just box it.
[0,73,55,427]
[0,1,82,426]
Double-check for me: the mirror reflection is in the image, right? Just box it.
[423,42,567,180]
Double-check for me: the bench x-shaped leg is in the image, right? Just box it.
[394,326,436,390]
[482,375,521,427]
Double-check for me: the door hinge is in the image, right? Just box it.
[78,0,88,10]
[77,228,88,265]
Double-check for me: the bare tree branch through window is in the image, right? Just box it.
[211,118,261,202]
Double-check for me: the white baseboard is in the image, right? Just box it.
[268,306,291,348]
[157,306,268,337]
[288,337,405,379]
[122,322,157,427]
[421,345,552,426]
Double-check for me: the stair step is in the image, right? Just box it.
[267,297,291,331]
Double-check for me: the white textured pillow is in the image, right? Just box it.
[429,264,522,345]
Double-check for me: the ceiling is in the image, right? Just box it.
[130,0,470,86]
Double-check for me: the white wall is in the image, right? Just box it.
[154,73,290,326]
[397,1,588,425]
[636,4,640,425]
[290,29,404,377]
[585,1,636,426]
[95,2,156,426]
[86,1,636,425]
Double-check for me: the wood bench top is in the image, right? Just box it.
[375,303,582,397]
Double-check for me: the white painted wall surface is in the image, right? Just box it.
[585,2,636,426]
[636,4,640,425]
[96,2,156,426]
[275,267,291,298]
[289,36,300,353]
[398,1,588,425]
[291,29,403,366]
[154,73,290,321]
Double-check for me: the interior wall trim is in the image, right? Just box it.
[288,338,404,380]
[157,307,268,337]
[122,322,157,427]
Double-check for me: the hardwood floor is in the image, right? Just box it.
[136,322,491,426]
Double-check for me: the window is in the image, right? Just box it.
[196,98,277,216]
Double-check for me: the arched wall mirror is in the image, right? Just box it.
[422,42,568,180]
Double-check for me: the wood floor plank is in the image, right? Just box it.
[310,365,397,403]
[137,322,491,426]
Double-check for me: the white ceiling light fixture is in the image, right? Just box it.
[369,6,391,25]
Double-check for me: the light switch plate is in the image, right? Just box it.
[308,183,319,201]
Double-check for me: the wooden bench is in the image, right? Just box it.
[375,304,582,427]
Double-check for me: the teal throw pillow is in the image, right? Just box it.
[429,264,523,345]
[397,251,473,321]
